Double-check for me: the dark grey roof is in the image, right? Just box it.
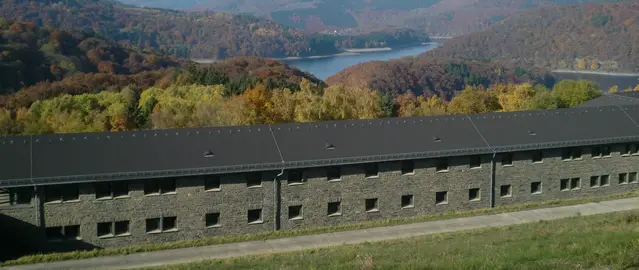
[5,102,639,188]
[575,94,639,107]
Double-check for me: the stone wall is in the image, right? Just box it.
[2,143,639,255]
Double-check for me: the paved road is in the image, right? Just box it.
[6,197,639,270]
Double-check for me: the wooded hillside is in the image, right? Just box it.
[0,19,181,94]
[428,2,639,72]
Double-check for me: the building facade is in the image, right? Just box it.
[2,92,639,259]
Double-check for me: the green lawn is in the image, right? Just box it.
[149,210,639,270]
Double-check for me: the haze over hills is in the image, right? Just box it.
[427,1,639,73]
[115,0,634,35]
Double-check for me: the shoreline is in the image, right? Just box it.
[552,69,639,77]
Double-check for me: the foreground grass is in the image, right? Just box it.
[3,190,639,266]
[150,210,639,270]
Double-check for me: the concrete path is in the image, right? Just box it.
[6,197,639,270]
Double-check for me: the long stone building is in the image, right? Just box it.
[2,91,639,259]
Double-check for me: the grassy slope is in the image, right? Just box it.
[148,210,639,270]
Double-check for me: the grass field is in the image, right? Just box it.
[3,191,639,266]
[147,210,639,270]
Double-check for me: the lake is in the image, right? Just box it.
[282,43,441,80]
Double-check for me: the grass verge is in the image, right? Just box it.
[147,210,639,270]
[3,190,639,266]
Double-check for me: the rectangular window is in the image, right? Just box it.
[590,176,600,188]
[561,148,572,160]
[435,191,448,205]
[246,173,262,187]
[602,146,611,157]
[531,182,542,194]
[247,209,263,224]
[592,147,602,158]
[205,213,221,227]
[2,187,33,206]
[619,173,628,184]
[435,158,449,172]
[365,198,379,212]
[570,178,581,190]
[46,225,80,241]
[327,167,341,181]
[469,155,481,168]
[468,188,481,201]
[500,185,512,197]
[288,205,303,220]
[572,148,582,159]
[501,153,513,166]
[44,184,79,203]
[96,182,129,199]
[114,221,130,236]
[288,170,303,185]
[630,172,638,184]
[401,161,414,175]
[601,175,610,186]
[145,178,176,195]
[97,222,113,238]
[560,179,569,191]
[531,151,543,163]
[145,216,178,233]
[401,195,414,208]
[327,202,341,216]
[623,144,632,156]
[364,164,379,178]
[204,176,221,191]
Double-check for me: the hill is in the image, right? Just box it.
[0,0,428,60]
[427,2,639,73]
[325,55,553,100]
[116,0,634,35]
[0,19,181,95]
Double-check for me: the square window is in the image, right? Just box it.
[64,225,80,239]
[630,172,638,183]
[327,202,341,216]
[601,175,610,186]
[561,148,572,160]
[327,167,341,181]
[401,195,414,208]
[501,153,513,166]
[500,185,512,197]
[560,179,569,191]
[46,226,64,240]
[469,188,481,201]
[146,218,161,233]
[531,182,542,194]
[10,187,32,205]
[365,198,379,212]
[288,170,303,185]
[602,146,611,157]
[591,147,602,158]
[570,178,581,190]
[469,155,481,168]
[288,205,303,219]
[435,191,448,205]
[246,173,262,187]
[95,182,112,199]
[619,173,628,184]
[364,164,379,178]
[435,158,449,172]
[160,178,176,193]
[401,161,414,175]
[248,209,263,223]
[205,213,220,227]
[572,148,582,159]
[97,222,113,237]
[114,221,130,236]
[112,182,129,197]
[144,181,160,195]
[590,176,600,188]
[162,216,177,231]
[205,176,221,191]
[531,151,543,163]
